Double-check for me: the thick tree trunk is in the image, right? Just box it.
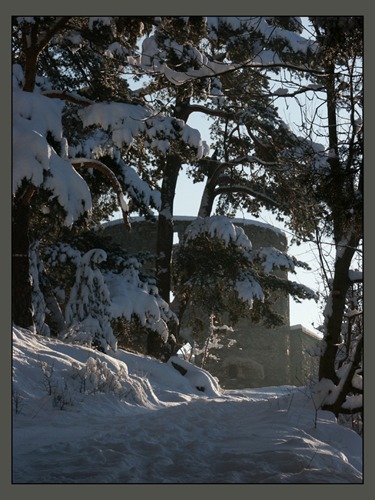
[319,235,358,383]
[198,179,216,219]
[197,153,224,218]
[12,197,33,329]
[155,98,192,304]
[156,153,181,302]
[318,62,361,386]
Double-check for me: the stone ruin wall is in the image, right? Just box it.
[102,217,320,389]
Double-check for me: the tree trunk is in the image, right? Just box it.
[156,153,181,302]
[12,21,43,328]
[198,153,224,218]
[12,197,33,329]
[198,178,216,218]
[155,98,191,304]
[319,232,359,383]
[318,62,360,384]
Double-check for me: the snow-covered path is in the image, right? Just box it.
[12,327,362,484]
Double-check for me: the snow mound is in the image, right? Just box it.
[12,326,363,484]
[167,355,222,397]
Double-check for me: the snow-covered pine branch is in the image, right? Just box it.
[104,265,176,344]
[176,215,316,318]
[78,101,209,159]
[12,77,92,227]
[126,17,318,86]
[65,249,117,352]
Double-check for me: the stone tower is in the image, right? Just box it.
[102,216,320,389]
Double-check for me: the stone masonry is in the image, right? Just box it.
[102,216,321,389]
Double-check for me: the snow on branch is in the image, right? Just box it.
[312,334,363,413]
[255,246,301,274]
[127,34,241,86]
[105,269,175,342]
[65,249,117,352]
[13,84,92,225]
[41,90,94,107]
[206,17,316,56]
[184,215,252,253]
[13,121,92,226]
[127,18,317,87]
[78,102,209,158]
[118,162,161,213]
[235,272,265,309]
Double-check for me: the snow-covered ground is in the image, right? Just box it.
[12,326,362,484]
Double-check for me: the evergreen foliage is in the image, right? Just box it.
[12,16,363,421]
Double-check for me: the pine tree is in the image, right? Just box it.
[13,17,361,377]
[64,249,116,352]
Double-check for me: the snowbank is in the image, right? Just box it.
[12,326,362,484]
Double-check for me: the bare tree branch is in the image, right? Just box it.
[214,184,280,209]
[41,90,94,107]
[35,17,72,55]
[70,159,131,230]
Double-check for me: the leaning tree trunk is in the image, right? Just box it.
[197,159,220,218]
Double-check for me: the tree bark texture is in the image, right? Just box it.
[155,98,191,304]
[12,198,33,328]
[156,153,181,302]
[319,234,359,383]
[318,61,361,379]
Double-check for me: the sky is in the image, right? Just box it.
[12,324,363,485]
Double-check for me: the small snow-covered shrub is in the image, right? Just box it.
[70,357,128,396]
[39,360,74,410]
[12,390,25,415]
[62,325,95,348]
[38,355,130,409]
[51,378,74,410]
[65,249,117,352]
[40,360,56,396]
[68,357,160,408]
